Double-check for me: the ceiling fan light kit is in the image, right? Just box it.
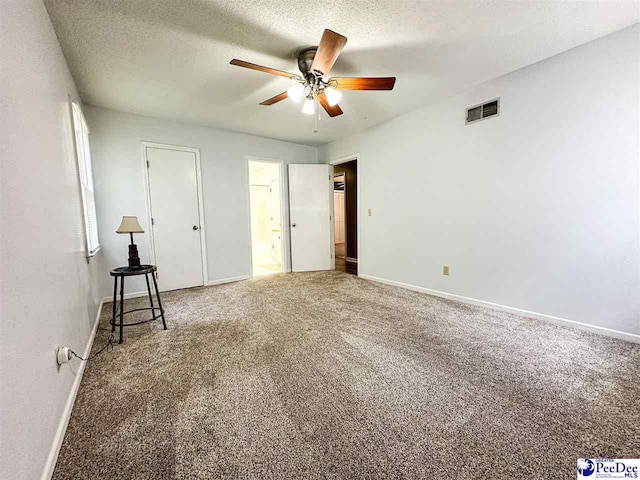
[230,29,396,130]
[287,83,305,103]
[302,96,315,115]
[324,86,342,107]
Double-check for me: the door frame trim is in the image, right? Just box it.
[245,156,288,276]
[141,141,208,286]
[329,153,360,276]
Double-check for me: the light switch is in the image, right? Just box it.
[443,266,450,276]
[368,208,372,216]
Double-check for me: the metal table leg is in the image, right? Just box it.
[151,271,167,330]
[119,275,125,343]
[111,276,118,333]
[144,272,155,311]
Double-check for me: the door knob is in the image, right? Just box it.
[193,225,199,230]
[292,223,297,227]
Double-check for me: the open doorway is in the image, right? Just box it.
[249,160,283,276]
[332,159,357,275]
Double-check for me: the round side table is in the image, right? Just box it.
[110,265,167,344]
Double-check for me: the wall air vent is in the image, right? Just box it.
[466,98,499,125]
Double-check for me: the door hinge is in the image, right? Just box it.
[151,217,154,225]
[146,160,150,168]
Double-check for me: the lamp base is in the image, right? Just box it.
[128,243,141,268]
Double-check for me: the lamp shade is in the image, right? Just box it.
[116,216,144,234]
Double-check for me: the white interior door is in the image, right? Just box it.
[288,164,332,272]
[146,146,204,291]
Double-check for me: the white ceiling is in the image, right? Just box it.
[44,1,639,146]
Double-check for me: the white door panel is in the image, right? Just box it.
[289,164,332,272]
[146,147,204,291]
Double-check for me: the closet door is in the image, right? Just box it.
[145,144,205,291]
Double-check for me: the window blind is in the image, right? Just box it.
[72,102,100,257]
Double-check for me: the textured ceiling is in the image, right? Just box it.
[44,0,639,146]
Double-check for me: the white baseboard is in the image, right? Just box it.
[41,298,105,480]
[206,275,250,286]
[359,274,640,344]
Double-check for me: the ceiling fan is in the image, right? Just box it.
[230,29,396,121]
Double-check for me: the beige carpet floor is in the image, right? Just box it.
[54,272,639,479]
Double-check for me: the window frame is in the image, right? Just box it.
[71,101,101,259]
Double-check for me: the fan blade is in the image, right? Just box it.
[330,77,396,90]
[260,91,288,106]
[230,59,296,79]
[317,92,343,117]
[310,29,347,76]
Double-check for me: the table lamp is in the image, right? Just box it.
[116,216,144,268]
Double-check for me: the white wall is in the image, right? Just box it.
[85,106,317,296]
[0,1,105,478]
[320,25,640,337]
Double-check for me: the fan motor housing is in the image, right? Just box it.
[297,48,317,77]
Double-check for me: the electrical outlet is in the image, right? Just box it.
[443,266,450,276]
[368,208,372,216]
[56,347,72,365]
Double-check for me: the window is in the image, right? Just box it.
[72,102,100,257]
